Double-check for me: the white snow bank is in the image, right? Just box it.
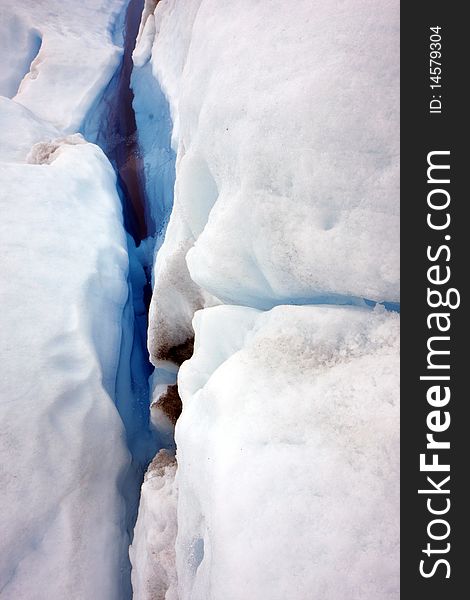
[175,304,400,599]
[131,0,400,596]
[0,9,42,99]
[1,1,152,597]
[130,449,178,600]
[140,0,399,311]
[0,140,132,599]
[1,0,127,133]
[0,97,58,163]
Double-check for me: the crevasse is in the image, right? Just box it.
[80,0,171,593]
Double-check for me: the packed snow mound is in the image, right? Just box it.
[175,304,400,600]
[130,450,178,600]
[0,0,127,132]
[0,140,132,599]
[131,0,400,596]
[0,97,58,162]
[0,9,42,99]
[27,133,87,164]
[134,0,159,66]
[139,0,399,309]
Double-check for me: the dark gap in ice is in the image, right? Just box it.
[82,0,152,246]
[108,0,153,244]
[363,298,400,313]
[112,0,154,246]
[80,1,161,596]
[228,291,400,314]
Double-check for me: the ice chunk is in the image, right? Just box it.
[0,141,132,599]
[130,449,178,600]
[0,9,42,98]
[175,304,400,600]
[130,1,400,597]
[148,236,218,369]
[0,97,58,163]
[142,0,399,308]
[1,0,127,133]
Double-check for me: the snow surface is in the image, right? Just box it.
[131,0,400,598]
[0,0,401,596]
[0,1,140,598]
[138,0,400,368]
[0,0,127,133]
[144,0,399,314]
[130,449,178,600]
[0,97,57,162]
[0,137,131,599]
[175,305,399,599]
[0,13,42,99]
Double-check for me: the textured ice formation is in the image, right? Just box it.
[0,1,139,598]
[1,0,127,133]
[145,0,399,314]
[130,449,178,600]
[175,305,400,599]
[0,141,132,599]
[130,0,400,598]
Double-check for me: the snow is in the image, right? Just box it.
[0,0,127,133]
[0,1,139,597]
[0,140,131,599]
[0,11,42,99]
[144,0,399,312]
[26,132,87,164]
[138,0,400,370]
[0,97,57,162]
[175,305,400,599]
[130,449,178,600]
[130,0,400,598]
[1,0,400,596]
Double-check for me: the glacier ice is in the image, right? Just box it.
[0,97,57,162]
[0,9,42,99]
[0,0,146,598]
[145,0,400,313]
[7,0,128,133]
[175,305,399,599]
[1,0,401,597]
[130,449,178,600]
[0,140,132,599]
[130,0,400,598]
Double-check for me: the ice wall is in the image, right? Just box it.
[80,0,159,474]
[130,0,400,598]
[176,305,399,599]
[0,127,131,599]
[0,1,148,598]
[3,0,127,133]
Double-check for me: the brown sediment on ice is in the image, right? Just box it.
[153,384,182,425]
[27,133,86,164]
[145,448,176,480]
[156,337,195,366]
